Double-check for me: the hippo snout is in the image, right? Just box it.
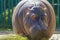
[29,24,47,37]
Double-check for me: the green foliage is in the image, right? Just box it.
[0,0,21,9]
[56,17,59,29]
[48,0,58,3]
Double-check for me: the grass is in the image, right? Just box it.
[0,34,60,40]
[0,34,28,40]
[0,27,12,31]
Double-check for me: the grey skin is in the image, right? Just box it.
[12,0,56,40]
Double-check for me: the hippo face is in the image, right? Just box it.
[23,6,48,37]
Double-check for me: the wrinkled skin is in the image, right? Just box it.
[12,0,56,40]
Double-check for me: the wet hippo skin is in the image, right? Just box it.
[12,0,56,40]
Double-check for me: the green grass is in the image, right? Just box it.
[0,27,12,31]
[0,34,28,40]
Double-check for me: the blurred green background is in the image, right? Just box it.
[0,0,60,30]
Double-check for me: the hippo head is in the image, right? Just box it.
[23,6,48,38]
[12,0,56,40]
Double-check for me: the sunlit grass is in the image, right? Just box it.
[0,34,60,40]
[0,34,28,40]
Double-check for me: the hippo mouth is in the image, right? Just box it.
[30,30,49,40]
[29,21,48,38]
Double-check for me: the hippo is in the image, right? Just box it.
[12,0,56,40]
